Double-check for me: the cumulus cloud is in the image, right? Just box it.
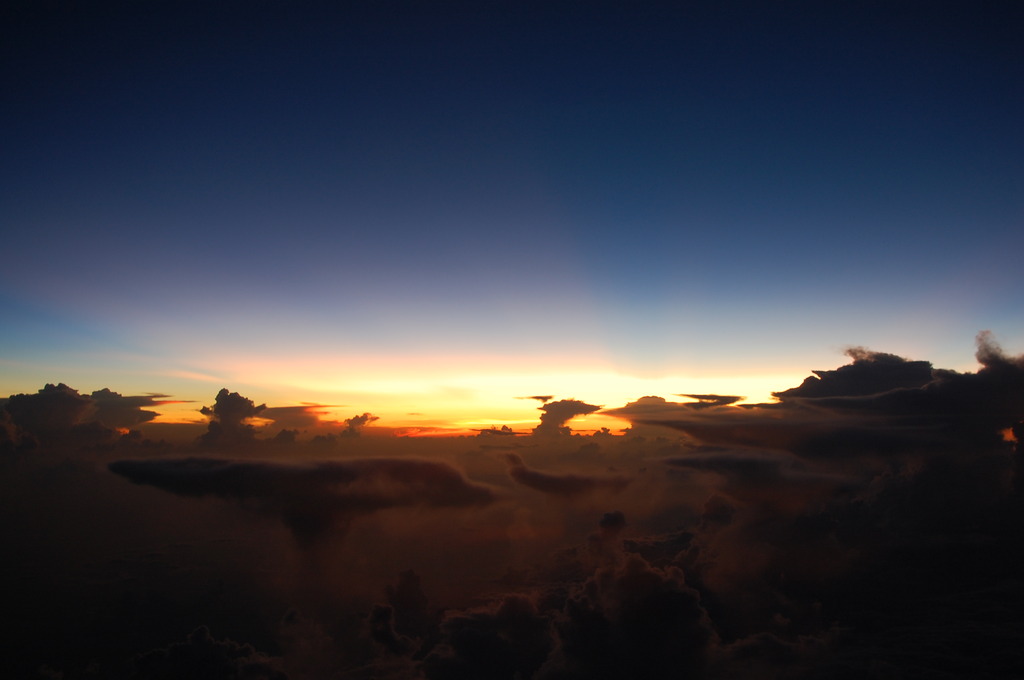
[539,551,713,679]
[199,389,267,446]
[131,625,286,679]
[608,333,1024,462]
[533,399,602,436]
[422,595,553,680]
[505,453,630,498]
[773,348,934,400]
[3,383,94,432]
[1,383,170,448]
[343,412,379,437]
[109,457,496,544]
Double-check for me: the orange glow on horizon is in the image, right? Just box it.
[141,370,796,434]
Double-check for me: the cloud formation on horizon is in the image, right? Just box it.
[533,399,602,436]
[5,333,1024,678]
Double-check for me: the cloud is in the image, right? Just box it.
[343,412,379,437]
[539,552,713,679]
[416,511,712,680]
[131,626,286,680]
[475,425,521,436]
[10,334,1024,678]
[108,457,496,544]
[3,383,93,432]
[1,383,169,448]
[533,399,602,436]
[773,348,934,400]
[259,404,332,431]
[422,594,553,680]
[607,333,1024,461]
[676,394,745,409]
[89,388,171,429]
[199,389,266,446]
[505,453,630,498]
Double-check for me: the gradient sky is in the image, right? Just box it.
[3,1,1022,429]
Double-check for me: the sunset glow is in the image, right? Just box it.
[3,2,1023,678]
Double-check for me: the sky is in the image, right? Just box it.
[3,0,1022,432]
[3,4,1024,676]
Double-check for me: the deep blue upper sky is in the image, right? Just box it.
[2,0,1023,404]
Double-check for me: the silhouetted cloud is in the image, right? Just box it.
[519,395,554,403]
[773,347,934,400]
[607,333,1024,461]
[0,383,164,447]
[260,404,330,430]
[343,412,379,437]
[108,457,496,544]
[4,383,93,432]
[90,388,170,429]
[199,389,266,446]
[505,453,630,498]
[676,394,744,409]
[475,425,521,436]
[533,399,601,436]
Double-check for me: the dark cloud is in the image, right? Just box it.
[411,511,712,680]
[476,425,521,436]
[607,333,1024,461]
[131,625,286,680]
[270,428,299,445]
[663,447,853,503]
[4,382,93,432]
[368,604,416,656]
[90,388,170,429]
[385,569,438,642]
[773,348,934,400]
[540,553,713,679]
[676,394,744,409]
[0,406,35,453]
[505,453,630,498]
[422,595,553,680]
[533,399,602,436]
[199,389,266,446]
[0,383,164,447]
[519,395,555,403]
[108,457,496,544]
[259,404,331,431]
[343,412,379,437]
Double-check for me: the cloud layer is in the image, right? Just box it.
[109,457,496,544]
[5,333,1024,678]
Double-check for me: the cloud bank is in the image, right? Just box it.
[5,333,1024,678]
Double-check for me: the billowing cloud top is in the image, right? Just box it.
[533,399,602,436]
[606,332,1024,457]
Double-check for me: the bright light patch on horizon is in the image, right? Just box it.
[147,367,803,431]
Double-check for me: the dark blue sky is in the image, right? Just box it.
[3,0,1023,411]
